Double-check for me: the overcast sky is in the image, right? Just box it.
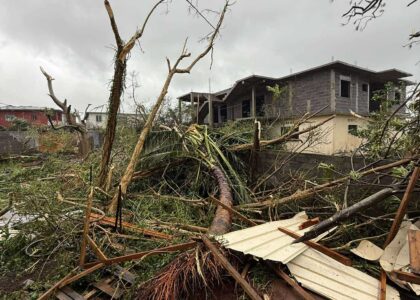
[0,0,419,113]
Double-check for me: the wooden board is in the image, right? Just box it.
[55,291,72,300]
[408,229,420,274]
[59,287,84,300]
[93,279,123,299]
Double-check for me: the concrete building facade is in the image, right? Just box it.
[177,61,412,155]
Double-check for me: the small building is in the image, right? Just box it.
[0,105,63,128]
[85,111,141,130]
[177,60,413,155]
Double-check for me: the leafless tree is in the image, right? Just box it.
[108,1,232,213]
[341,0,419,46]
[40,67,91,157]
[97,0,165,188]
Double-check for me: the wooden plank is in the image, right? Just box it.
[267,262,316,300]
[38,267,79,300]
[82,289,98,300]
[201,235,263,300]
[298,217,320,230]
[209,195,257,226]
[55,291,72,300]
[278,226,352,266]
[59,263,105,288]
[84,241,197,268]
[392,270,420,285]
[379,269,386,300]
[80,187,94,266]
[60,286,84,300]
[89,213,173,240]
[408,229,420,274]
[384,166,420,246]
[93,280,123,299]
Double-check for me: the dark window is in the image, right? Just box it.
[96,115,102,122]
[242,100,250,118]
[394,90,401,103]
[256,95,265,117]
[348,124,358,136]
[362,83,368,92]
[220,105,227,122]
[213,105,219,123]
[341,80,350,98]
[31,114,37,121]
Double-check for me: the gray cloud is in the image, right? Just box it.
[0,0,418,112]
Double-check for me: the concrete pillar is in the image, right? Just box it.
[330,69,336,112]
[190,93,194,122]
[251,85,256,118]
[288,82,293,113]
[355,79,359,113]
[208,93,214,128]
[196,94,200,124]
[178,98,182,124]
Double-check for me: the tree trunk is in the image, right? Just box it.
[208,165,233,235]
[293,187,394,243]
[108,72,174,213]
[79,131,90,158]
[98,58,126,187]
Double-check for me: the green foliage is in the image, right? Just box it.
[391,164,411,178]
[266,84,287,101]
[137,124,251,203]
[8,118,31,131]
[349,170,361,181]
[356,82,419,159]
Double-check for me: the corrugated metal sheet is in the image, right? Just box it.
[216,212,332,263]
[287,248,400,300]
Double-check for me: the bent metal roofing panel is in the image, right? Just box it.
[215,212,333,263]
[287,248,400,300]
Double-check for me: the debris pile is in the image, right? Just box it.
[0,86,419,299]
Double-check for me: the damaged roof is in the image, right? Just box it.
[215,212,333,264]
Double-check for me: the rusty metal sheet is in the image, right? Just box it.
[216,212,333,263]
[287,248,400,300]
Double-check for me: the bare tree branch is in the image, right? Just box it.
[174,3,229,74]
[118,0,166,62]
[104,0,123,48]
[108,0,231,213]
[40,67,90,156]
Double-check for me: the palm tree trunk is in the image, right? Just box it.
[98,58,126,187]
[208,165,233,235]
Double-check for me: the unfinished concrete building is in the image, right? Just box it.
[177,61,412,155]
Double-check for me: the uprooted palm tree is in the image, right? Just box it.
[135,124,250,299]
[138,124,250,232]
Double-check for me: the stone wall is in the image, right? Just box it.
[254,150,369,186]
[0,130,103,155]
